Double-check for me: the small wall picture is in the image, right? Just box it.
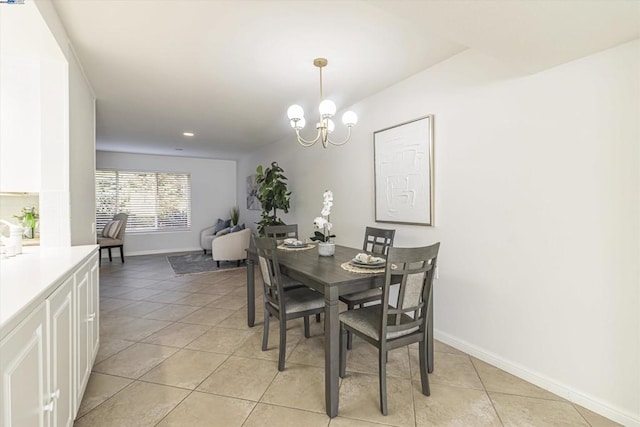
[246,174,261,210]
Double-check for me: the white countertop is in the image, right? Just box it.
[0,245,98,338]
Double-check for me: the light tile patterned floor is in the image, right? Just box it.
[75,253,620,426]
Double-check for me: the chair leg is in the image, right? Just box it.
[216,261,220,268]
[120,246,125,263]
[108,248,113,262]
[418,339,431,396]
[347,302,354,350]
[315,313,321,323]
[379,347,388,415]
[339,325,347,378]
[278,318,287,371]
[203,249,207,255]
[303,316,311,338]
[262,311,270,351]
[99,249,102,266]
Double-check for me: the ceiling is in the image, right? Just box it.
[49,0,639,159]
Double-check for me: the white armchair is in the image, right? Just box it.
[200,225,217,254]
[211,228,251,267]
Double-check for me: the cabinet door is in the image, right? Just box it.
[0,302,49,427]
[75,262,91,408]
[48,276,74,427]
[89,254,100,362]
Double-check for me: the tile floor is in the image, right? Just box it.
[75,253,620,427]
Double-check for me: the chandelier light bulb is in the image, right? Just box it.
[327,119,335,134]
[342,111,358,127]
[290,117,306,130]
[287,104,304,120]
[319,99,336,118]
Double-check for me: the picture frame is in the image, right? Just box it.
[246,174,261,210]
[374,115,434,226]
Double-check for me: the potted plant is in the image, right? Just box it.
[255,161,291,235]
[310,190,336,256]
[13,206,38,239]
[230,206,240,226]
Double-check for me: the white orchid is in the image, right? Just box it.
[311,190,335,243]
[321,190,333,217]
[313,216,327,229]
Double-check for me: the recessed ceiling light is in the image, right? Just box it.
[175,148,184,151]
[183,132,194,137]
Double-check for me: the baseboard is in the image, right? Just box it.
[99,247,202,258]
[127,247,202,257]
[434,329,639,427]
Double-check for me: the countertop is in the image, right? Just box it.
[0,245,98,339]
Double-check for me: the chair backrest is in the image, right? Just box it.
[113,213,128,241]
[253,235,286,313]
[363,226,395,256]
[380,242,440,340]
[264,224,298,240]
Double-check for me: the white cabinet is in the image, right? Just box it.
[90,259,99,361]
[74,255,99,410]
[0,248,99,427]
[0,302,49,427]
[48,276,74,427]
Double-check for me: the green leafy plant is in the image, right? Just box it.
[230,206,240,226]
[256,161,291,235]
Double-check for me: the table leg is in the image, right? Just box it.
[324,287,340,417]
[246,259,255,327]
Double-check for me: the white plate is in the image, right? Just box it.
[350,261,385,269]
[351,258,385,267]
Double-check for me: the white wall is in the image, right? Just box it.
[97,152,237,255]
[68,48,96,246]
[238,40,640,425]
[34,0,97,247]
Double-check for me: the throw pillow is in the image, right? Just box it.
[214,218,232,233]
[102,220,122,239]
[230,223,245,233]
[216,227,231,237]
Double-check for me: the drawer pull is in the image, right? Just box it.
[43,401,54,412]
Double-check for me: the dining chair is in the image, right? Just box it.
[254,236,325,371]
[339,226,395,348]
[264,224,298,240]
[339,242,440,415]
[263,223,322,321]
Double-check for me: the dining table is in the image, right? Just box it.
[245,243,434,418]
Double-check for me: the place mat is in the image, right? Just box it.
[277,244,315,251]
[341,262,397,274]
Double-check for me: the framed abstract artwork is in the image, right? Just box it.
[374,115,434,226]
[246,174,261,210]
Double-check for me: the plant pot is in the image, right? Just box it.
[318,242,335,257]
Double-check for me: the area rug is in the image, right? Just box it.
[166,252,245,276]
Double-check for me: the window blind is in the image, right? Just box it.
[96,170,191,234]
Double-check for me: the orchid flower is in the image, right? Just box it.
[311,190,335,243]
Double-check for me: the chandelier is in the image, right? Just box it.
[287,58,358,148]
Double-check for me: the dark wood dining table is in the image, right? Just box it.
[245,243,434,418]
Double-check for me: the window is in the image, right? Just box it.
[96,170,191,234]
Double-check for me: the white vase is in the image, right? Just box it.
[318,242,335,257]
